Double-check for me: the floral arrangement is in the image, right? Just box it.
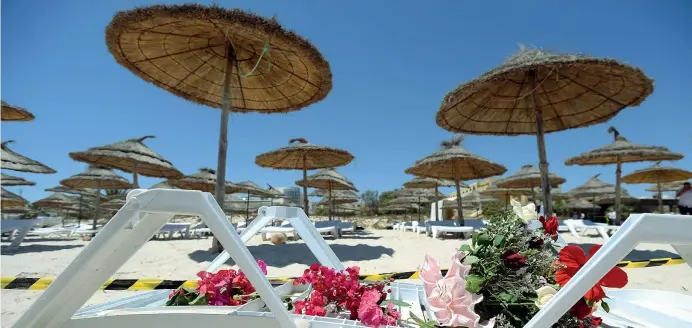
[293,264,402,328]
[166,260,268,306]
[419,200,628,328]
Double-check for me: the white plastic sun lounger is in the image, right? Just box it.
[337,221,355,234]
[402,221,418,232]
[154,222,192,240]
[563,219,620,240]
[28,226,76,239]
[1,219,39,248]
[313,221,340,238]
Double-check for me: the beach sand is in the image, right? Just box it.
[2,229,690,327]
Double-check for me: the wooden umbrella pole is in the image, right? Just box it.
[93,182,101,232]
[435,184,440,221]
[417,195,421,222]
[454,178,464,226]
[328,186,333,221]
[614,160,622,224]
[212,42,236,253]
[592,195,597,220]
[505,193,509,210]
[78,194,83,227]
[132,162,139,188]
[657,177,663,213]
[245,191,250,222]
[528,70,553,217]
[302,155,309,216]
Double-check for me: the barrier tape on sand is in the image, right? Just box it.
[1,257,684,291]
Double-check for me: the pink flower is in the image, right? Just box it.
[420,253,495,328]
[256,260,268,275]
[358,301,384,327]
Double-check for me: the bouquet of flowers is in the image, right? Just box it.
[419,200,628,328]
[292,264,402,328]
[166,260,268,306]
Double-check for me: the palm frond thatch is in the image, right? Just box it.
[255,138,354,170]
[168,168,241,193]
[1,140,56,174]
[1,101,35,122]
[1,173,36,187]
[495,164,565,189]
[60,165,133,190]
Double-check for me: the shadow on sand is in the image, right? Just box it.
[188,243,394,268]
[1,243,84,255]
[572,243,681,262]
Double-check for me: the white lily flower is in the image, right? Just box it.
[511,198,538,223]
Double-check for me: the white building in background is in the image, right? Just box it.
[277,186,302,205]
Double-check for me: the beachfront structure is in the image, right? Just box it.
[276,186,302,205]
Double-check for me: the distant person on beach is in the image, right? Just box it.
[677,182,692,215]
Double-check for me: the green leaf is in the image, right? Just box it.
[460,244,473,252]
[498,292,518,303]
[464,255,480,265]
[476,232,491,246]
[189,293,208,306]
[465,274,484,293]
[409,312,438,328]
[601,301,610,313]
[472,233,479,247]
[493,234,505,247]
[385,299,411,307]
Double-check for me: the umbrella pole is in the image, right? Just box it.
[614,159,622,224]
[132,162,139,188]
[302,155,309,216]
[211,42,236,254]
[435,184,440,221]
[78,195,83,227]
[529,70,553,217]
[93,183,101,232]
[329,187,334,221]
[454,178,464,226]
[246,191,250,222]
[657,177,663,213]
[417,195,421,222]
[505,193,509,210]
[592,195,597,221]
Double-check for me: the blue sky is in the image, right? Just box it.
[2,0,690,202]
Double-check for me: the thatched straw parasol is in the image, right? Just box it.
[234,181,272,221]
[596,190,639,206]
[479,185,533,209]
[565,127,683,221]
[150,181,180,189]
[405,136,506,226]
[533,188,571,201]
[496,164,565,189]
[1,141,56,174]
[168,168,242,194]
[255,138,353,215]
[60,165,133,230]
[296,168,357,220]
[568,174,616,219]
[392,196,422,221]
[622,162,692,212]
[1,101,35,122]
[396,187,445,221]
[69,135,183,188]
[2,206,29,214]
[102,198,126,210]
[106,6,332,252]
[566,199,596,210]
[45,186,102,227]
[403,177,455,221]
[646,180,689,193]
[436,47,654,217]
[1,187,28,208]
[267,185,287,198]
[1,173,36,186]
[33,192,76,226]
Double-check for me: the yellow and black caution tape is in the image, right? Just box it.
[1,257,684,291]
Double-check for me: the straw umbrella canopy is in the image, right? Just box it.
[405,136,507,226]
[60,165,133,230]
[392,196,421,220]
[566,199,595,210]
[436,47,654,217]
[403,177,455,221]
[567,174,615,219]
[1,173,36,186]
[69,135,183,188]
[168,168,242,194]
[234,181,272,221]
[533,188,571,201]
[296,168,357,220]
[565,127,683,221]
[479,185,533,209]
[1,101,35,122]
[2,206,29,214]
[106,6,332,250]
[622,163,692,212]
[396,187,445,222]
[496,164,565,189]
[645,180,689,193]
[1,187,28,208]
[33,192,76,208]
[45,186,102,227]
[319,190,359,200]
[102,198,126,210]
[255,138,354,215]
[1,141,56,174]
[596,192,639,206]
[150,181,180,189]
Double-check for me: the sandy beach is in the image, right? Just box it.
[2,229,690,327]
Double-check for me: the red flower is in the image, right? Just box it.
[569,298,592,320]
[501,250,527,270]
[556,245,628,301]
[588,315,603,327]
[539,215,559,240]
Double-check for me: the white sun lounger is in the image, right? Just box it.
[1,219,39,248]
[402,221,418,232]
[563,219,620,240]
[428,220,485,238]
[28,226,76,239]
[154,222,192,240]
[313,221,340,238]
[337,221,355,234]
